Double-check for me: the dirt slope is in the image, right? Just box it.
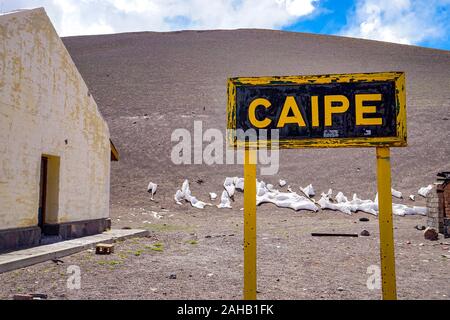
[62,29,450,210]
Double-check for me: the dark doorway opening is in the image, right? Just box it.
[38,156,48,231]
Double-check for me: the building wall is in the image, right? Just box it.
[0,8,111,231]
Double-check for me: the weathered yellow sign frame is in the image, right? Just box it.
[227,71,406,149]
[227,72,406,301]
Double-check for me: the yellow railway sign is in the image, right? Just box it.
[227,72,406,148]
[227,72,407,301]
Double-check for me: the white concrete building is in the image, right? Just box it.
[0,8,118,251]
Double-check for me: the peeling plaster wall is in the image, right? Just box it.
[0,8,111,230]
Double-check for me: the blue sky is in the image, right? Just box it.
[2,0,450,50]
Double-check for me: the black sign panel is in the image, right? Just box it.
[227,72,406,148]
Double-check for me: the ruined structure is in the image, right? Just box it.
[426,172,450,238]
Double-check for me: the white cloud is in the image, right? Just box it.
[340,0,450,45]
[1,0,319,36]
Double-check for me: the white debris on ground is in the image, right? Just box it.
[234,177,244,191]
[319,191,377,215]
[217,190,232,209]
[409,194,415,201]
[320,190,427,216]
[335,191,348,203]
[173,179,211,209]
[256,181,318,212]
[321,189,333,198]
[392,204,427,216]
[279,179,286,187]
[209,192,217,200]
[223,177,235,198]
[418,184,433,197]
[300,184,315,198]
[152,211,162,219]
[391,188,403,199]
[147,182,157,200]
[169,176,430,215]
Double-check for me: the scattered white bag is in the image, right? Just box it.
[335,191,348,203]
[393,204,427,216]
[234,177,244,191]
[174,190,184,205]
[147,182,157,200]
[391,188,403,199]
[300,184,315,198]
[418,185,433,197]
[223,177,236,198]
[318,195,352,215]
[256,181,318,212]
[217,190,232,209]
[174,179,211,209]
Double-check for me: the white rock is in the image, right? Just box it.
[279,179,287,187]
[409,194,415,201]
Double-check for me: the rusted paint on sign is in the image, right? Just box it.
[227,72,407,148]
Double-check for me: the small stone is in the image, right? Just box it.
[360,230,370,236]
[424,227,439,241]
[415,225,426,231]
[419,243,424,246]
[337,287,344,292]
[406,241,411,244]
[359,217,370,222]
[205,235,212,238]
[168,273,177,279]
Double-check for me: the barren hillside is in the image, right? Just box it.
[62,29,450,210]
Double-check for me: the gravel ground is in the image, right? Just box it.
[1,195,449,300]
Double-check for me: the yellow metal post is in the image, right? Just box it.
[376,147,397,300]
[243,148,257,300]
